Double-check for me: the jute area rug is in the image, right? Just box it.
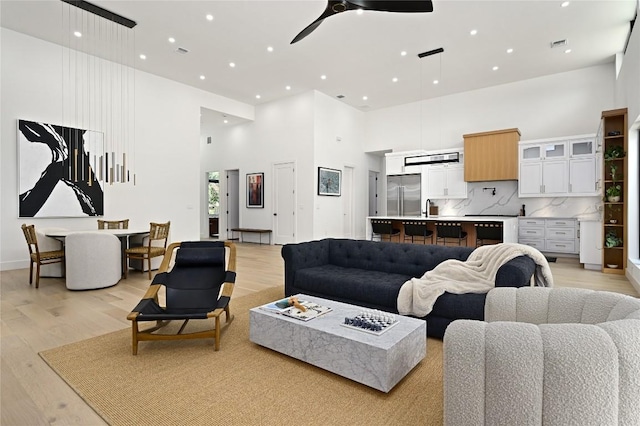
[40,287,444,426]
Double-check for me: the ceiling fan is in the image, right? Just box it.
[291,0,434,44]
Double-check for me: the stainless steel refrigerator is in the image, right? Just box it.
[387,174,421,216]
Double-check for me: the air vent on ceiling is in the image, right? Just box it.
[550,39,567,48]
[336,95,345,99]
[176,47,189,54]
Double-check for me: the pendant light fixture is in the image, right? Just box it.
[61,0,137,185]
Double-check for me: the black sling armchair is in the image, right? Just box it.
[127,241,237,355]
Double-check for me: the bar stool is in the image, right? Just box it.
[371,219,401,242]
[474,222,503,247]
[436,222,468,246]
[403,221,434,244]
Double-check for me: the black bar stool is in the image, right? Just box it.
[371,219,401,242]
[474,222,503,247]
[403,221,434,244]
[436,222,468,246]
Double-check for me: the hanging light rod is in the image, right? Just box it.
[61,0,137,28]
[418,47,444,58]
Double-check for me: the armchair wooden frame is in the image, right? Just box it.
[126,241,237,355]
[21,224,65,289]
[124,221,170,279]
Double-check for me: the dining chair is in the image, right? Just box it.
[21,224,65,288]
[97,219,129,229]
[124,221,170,279]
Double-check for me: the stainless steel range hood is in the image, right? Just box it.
[404,152,460,166]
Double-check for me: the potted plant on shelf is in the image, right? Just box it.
[605,184,621,202]
[604,145,626,160]
[607,204,621,224]
[605,230,622,248]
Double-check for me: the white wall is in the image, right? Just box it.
[365,64,615,153]
[200,91,316,243]
[199,90,369,243]
[1,29,253,270]
[313,91,367,239]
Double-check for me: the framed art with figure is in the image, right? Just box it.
[318,167,341,196]
[247,172,264,208]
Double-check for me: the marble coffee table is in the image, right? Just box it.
[249,294,426,392]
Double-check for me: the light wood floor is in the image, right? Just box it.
[1,243,637,425]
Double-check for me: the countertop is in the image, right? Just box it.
[367,216,518,222]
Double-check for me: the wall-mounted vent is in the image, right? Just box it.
[550,39,567,48]
[207,136,212,144]
[176,47,189,54]
[336,94,345,99]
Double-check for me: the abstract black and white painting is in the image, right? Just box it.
[18,120,104,217]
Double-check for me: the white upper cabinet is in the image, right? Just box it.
[519,135,598,198]
[425,163,467,199]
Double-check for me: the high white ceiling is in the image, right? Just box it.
[1,0,637,113]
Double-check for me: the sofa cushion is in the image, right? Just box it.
[294,265,411,311]
[326,238,473,277]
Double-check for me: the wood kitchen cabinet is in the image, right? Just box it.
[463,128,520,181]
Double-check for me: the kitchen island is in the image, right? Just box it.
[366,216,518,246]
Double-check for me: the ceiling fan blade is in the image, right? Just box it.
[347,0,433,13]
[291,18,326,44]
[291,1,353,44]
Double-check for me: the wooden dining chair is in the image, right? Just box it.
[97,219,129,229]
[21,224,65,288]
[124,221,170,279]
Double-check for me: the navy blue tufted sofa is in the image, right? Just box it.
[281,238,536,338]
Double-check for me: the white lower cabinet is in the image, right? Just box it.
[579,220,602,270]
[519,218,578,255]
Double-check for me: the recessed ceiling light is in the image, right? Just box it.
[400,51,407,56]
[206,14,214,21]
[285,85,291,90]
[229,62,236,68]
[73,31,82,37]
[565,49,572,53]
[507,48,514,54]
[356,9,364,15]
[223,119,228,124]
[561,1,570,7]
[200,75,205,80]
[433,79,439,85]
[470,29,478,36]
[320,75,327,80]
[139,54,146,60]
[363,96,368,100]
[492,66,499,71]
[392,77,398,83]
[256,94,261,99]
[267,46,274,52]
[168,37,175,43]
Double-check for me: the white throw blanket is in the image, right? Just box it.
[397,243,554,317]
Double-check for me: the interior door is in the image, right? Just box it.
[273,162,295,244]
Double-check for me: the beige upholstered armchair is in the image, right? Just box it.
[444,287,640,426]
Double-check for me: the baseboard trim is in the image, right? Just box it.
[1,260,29,271]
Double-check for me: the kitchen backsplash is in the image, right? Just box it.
[433,181,602,219]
